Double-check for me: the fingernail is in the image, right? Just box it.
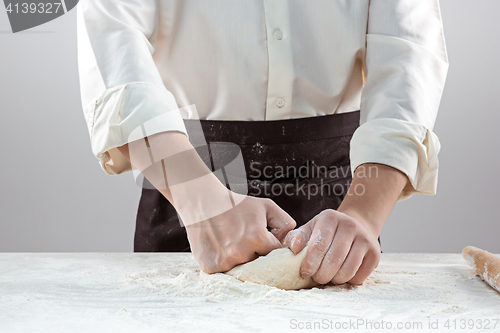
[301,271,310,279]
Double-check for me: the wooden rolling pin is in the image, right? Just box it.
[463,246,500,294]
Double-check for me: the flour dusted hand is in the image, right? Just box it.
[283,209,381,286]
[226,246,320,290]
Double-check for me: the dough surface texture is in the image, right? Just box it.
[226,246,320,290]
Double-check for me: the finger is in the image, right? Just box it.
[312,224,355,284]
[283,212,322,254]
[254,230,283,256]
[265,199,296,242]
[284,227,309,254]
[348,249,380,285]
[331,240,366,284]
[300,218,337,278]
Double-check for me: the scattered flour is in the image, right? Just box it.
[121,253,500,321]
[1,253,500,332]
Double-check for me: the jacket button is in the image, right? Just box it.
[276,98,285,108]
[275,29,283,40]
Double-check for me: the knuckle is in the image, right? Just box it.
[312,236,330,253]
[224,245,244,263]
[343,219,359,234]
[263,198,274,206]
[321,209,337,220]
[372,245,381,257]
[325,252,343,266]
[371,247,381,263]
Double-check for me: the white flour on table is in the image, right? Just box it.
[2,253,500,333]
[122,253,500,321]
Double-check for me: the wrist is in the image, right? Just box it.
[335,163,407,237]
[172,174,236,226]
[337,206,383,237]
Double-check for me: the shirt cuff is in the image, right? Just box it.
[83,82,188,175]
[349,118,441,201]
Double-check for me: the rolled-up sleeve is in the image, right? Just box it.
[77,0,187,175]
[351,0,449,200]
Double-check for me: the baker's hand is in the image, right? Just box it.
[117,131,296,274]
[185,194,296,274]
[283,209,380,285]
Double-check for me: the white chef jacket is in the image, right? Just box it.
[77,0,449,201]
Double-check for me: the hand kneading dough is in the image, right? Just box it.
[226,246,320,290]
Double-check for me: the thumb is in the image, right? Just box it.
[265,199,296,242]
[255,230,283,256]
[284,219,316,254]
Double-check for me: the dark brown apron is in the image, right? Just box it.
[134,111,379,252]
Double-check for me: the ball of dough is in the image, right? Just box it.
[225,246,320,290]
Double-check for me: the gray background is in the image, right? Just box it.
[1,0,498,253]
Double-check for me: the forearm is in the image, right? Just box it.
[337,163,408,236]
[118,131,181,202]
[117,131,229,216]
